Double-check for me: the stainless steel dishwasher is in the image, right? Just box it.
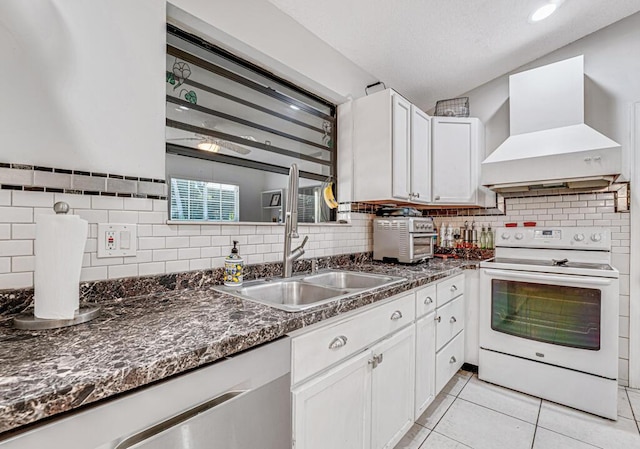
[1,337,291,449]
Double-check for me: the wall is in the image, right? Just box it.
[0,189,372,290]
[0,1,166,179]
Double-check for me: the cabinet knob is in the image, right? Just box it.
[328,335,348,350]
[450,316,457,323]
[434,195,441,201]
[390,310,403,321]
[435,315,441,323]
[450,285,458,292]
[449,356,457,364]
[424,296,433,305]
[376,354,384,365]
[415,192,420,198]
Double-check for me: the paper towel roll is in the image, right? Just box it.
[34,213,88,319]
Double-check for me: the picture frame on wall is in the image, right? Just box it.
[270,193,281,207]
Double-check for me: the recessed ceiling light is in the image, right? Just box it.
[530,2,558,22]
[290,105,300,110]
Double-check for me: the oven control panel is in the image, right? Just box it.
[496,227,611,250]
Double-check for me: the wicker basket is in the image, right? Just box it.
[434,97,469,117]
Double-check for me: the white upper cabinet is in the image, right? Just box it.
[351,88,430,204]
[431,117,495,207]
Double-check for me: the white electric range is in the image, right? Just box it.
[478,227,619,419]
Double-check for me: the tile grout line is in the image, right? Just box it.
[625,388,640,433]
[530,399,542,449]
[455,396,539,427]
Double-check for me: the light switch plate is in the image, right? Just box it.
[97,223,137,258]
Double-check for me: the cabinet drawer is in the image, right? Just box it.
[436,274,464,307]
[292,292,415,385]
[435,330,465,393]
[435,295,465,350]
[416,284,436,318]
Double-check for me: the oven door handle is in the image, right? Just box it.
[482,268,614,286]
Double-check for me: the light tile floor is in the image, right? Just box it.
[394,370,640,449]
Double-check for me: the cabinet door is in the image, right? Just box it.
[292,350,372,449]
[431,118,476,204]
[415,312,436,420]
[392,94,411,200]
[371,325,416,449]
[410,106,431,203]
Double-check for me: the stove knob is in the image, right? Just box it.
[501,232,510,240]
[574,233,585,242]
[591,233,602,242]
[515,233,524,240]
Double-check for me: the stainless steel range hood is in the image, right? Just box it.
[482,55,622,192]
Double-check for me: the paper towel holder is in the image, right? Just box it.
[13,201,102,330]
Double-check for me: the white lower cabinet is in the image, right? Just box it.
[291,273,471,449]
[371,325,416,449]
[414,311,436,419]
[292,350,372,449]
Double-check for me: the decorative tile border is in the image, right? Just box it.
[0,163,167,200]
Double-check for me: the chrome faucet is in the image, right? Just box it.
[283,163,308,277]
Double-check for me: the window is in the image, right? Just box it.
[165,25,336,223]
[170,178,239,222]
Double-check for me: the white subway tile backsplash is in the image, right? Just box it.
[108,264,139,279]
[12,191,54,208]
[200,247,221,258]
[90,253,124,267]
[152,224,178,237]
[33,171,71,189]
[0,191,10,206]
[138,262,165,276]
[72,175,106,192]
[189,236,210,247]
[0,206,33,223]
[189,258,211,270]
[153,249,178,262]
[178,248,200,260]
[177,225,201,236]
[123,198,153,211]
[76,209,109,224]
[166,260,190,273]
[153,199,168,212]
[109,210,139,224]
[0,272,32,289]
[91,196,124,210]
[165,236,190,248]
[619,316,629,338]
[80,266,108,282]
[138,211,166,224]
[137,225,153,237]
[138,181,166,197]
[0,224,10,240]
[0,240,32,257]
[0,257,10,273]
[138,237,165,250]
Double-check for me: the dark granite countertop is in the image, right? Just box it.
[0,258,480,434]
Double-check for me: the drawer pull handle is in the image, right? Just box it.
[390,310,403,321]
[450,356,457,364]
[450,285,458,292]
[328,336,348,350]
[424,296,433,305]
[435,316,441,323]
[376,353,384,365]
[450,316,457,323]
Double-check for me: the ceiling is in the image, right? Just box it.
[268,0,640,110]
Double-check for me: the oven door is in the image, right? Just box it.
[410,234,434,260]
[479,268,619,379]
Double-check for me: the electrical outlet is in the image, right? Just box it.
[97,224,137,258]
[106,231,117,250]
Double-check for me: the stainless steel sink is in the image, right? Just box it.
[215,270,405,312]
[302,271,396,290]
[235,281,348,310]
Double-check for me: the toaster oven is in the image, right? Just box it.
[373,217,436,263]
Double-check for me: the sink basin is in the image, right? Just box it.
[228,281,349,312]
[303,271,396,290]
[215,270,405,312]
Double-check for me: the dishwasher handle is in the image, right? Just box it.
[115,390,247,449]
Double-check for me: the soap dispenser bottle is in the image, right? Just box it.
[224,240,244,286]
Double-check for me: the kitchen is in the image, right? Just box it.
[0,0,639,448]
